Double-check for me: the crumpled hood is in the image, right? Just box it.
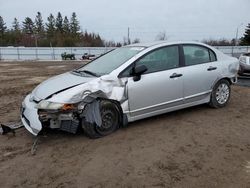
[32,72,95,100]
[47,74,128,104]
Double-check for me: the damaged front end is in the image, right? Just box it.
[38,104,80,134]
[21,94,100,136]
[21,74,129,136]
[21,94,81,135]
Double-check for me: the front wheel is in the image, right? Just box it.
[209,79,231,108]
[82,100,120,139]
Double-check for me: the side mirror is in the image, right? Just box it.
[131,65,148,81]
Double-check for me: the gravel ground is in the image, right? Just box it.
[0,61,250,188]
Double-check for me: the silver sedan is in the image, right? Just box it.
[21,41,239,138]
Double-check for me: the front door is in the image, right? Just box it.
[126,45,184,119]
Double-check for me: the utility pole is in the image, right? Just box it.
[235,23,243,46]
[232,23,243,56]
[128,27,130,44]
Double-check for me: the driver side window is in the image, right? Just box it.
[120,45,179,77]
[136,45,179,74]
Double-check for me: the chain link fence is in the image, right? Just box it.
[0,46,249,61]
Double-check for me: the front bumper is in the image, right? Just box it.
[239,63,250,73]
[21,94,42,136]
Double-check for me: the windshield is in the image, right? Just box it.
[76,47,145,76]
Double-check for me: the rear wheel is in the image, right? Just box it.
[82,100,120,139]
[209,79,231,108]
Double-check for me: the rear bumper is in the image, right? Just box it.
[230,76,238,84]
[20,95,42,136]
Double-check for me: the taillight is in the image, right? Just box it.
[239,57,247,64]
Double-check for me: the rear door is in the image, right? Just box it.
[181,44,219,103]
[123,45,184,118]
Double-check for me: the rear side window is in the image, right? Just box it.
[183,45,216,66]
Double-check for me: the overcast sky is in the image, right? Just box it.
[0,0,249,42]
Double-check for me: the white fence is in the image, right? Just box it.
[0,47,115,61]
[0,46,249,61]
[214,46,250,58]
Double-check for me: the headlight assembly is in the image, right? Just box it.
[36,100,64,110]
[37,100,80,111]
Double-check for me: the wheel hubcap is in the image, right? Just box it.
[95,102,119,136]
[215,83,230,105]
[102,110,114,129]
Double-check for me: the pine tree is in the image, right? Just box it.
[0,16,7,46]
[35,12,44,34]
[0,16,7,36]
[63,16,70,34]
[0,12,106,47]
[10,18,22,46]
[241,24,250,45]
[12,18,21,32]
[22,17,34,34]
[56,12,63,33]
[46,14,56,38]
[70,12,80,36]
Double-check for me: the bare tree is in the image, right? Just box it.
[202,38,234,46]
[155,31,167,41]
[132,38,140,44]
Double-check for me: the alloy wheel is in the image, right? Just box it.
[215,83,230,105]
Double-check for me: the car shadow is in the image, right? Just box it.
[125,103,210,129]
[33,104,211,140]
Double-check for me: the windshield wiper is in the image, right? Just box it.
[73,70,99,77]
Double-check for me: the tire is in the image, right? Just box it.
[82,100,120,139]
[209,79,231,108]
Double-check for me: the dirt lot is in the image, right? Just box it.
[0,61,250,188]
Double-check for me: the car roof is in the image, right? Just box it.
[126,41,210,48]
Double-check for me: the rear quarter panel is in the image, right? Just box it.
[213,49,239,85]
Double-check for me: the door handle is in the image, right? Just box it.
[170,73,183,78]
[207,66,217,71]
